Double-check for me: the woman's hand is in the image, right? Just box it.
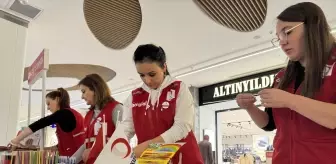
[8,139,25,151]
[82,148,91,163]
[40,145,58,151]
[133,140,151,158]
[236,93,257,109]
[259,89,296,108]
[49,146,58,151]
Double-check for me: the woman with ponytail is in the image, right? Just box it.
[122,44,203,164]
[9,88,85,157]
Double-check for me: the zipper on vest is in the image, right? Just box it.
[147,106,155,136]
[290,110,293,164]
[290,87,297,164]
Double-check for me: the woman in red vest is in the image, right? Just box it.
[236,2,336,164]
[122,44,203,164]
[76,74,123,164]
[9,88,85,156]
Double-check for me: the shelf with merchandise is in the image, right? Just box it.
[0,148,77,164]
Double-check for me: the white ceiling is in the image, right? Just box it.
[17,0,336,124]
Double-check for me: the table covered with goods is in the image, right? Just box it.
[0,146,76,164]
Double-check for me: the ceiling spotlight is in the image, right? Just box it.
[253,35,261,39]
[19,0,28,5]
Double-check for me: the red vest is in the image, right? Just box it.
[56,108,85,156]
[84,100,119,164]
[271,49,336,164]
[132,81,203,164]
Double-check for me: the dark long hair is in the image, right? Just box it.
[133,44,170,75]
[78,73,115,110]
[277,2,335,98]
[46,88,70,109]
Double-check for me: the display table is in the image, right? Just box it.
[0,146,76,164]
[0,146,36,164]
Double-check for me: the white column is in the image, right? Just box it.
[189,86,201,142]
[0,18,27,145]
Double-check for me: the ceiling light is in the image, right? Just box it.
[107,46,280,98]
[19,0,28,5]
[176,46,280,79]
[112,89,132,96]
[71,28,336,107]
[253,35,261,39]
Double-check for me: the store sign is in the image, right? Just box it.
[28,49,49,85]
[199,69,281,105]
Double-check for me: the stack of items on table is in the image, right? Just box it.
[0,146,77,164]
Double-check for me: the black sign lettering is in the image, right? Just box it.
[199,69,281,106]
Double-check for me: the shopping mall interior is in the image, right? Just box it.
[1,0,336,163]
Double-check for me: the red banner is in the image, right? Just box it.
[28,49,48,85]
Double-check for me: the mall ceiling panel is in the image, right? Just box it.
[193,0,267,32]
[83,0,142,50]
[0,10,29,27]
[22,64,116,91]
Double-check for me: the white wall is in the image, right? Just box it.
[0,18,27,145]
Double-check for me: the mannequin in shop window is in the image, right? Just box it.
[238,153,253,164]
[236,2,336,164]
[8,88,85,157]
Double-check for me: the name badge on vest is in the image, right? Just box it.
[94,117,102,135]
[323,62,335,77]
[161,101,170,111]
[166,89,175,101]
